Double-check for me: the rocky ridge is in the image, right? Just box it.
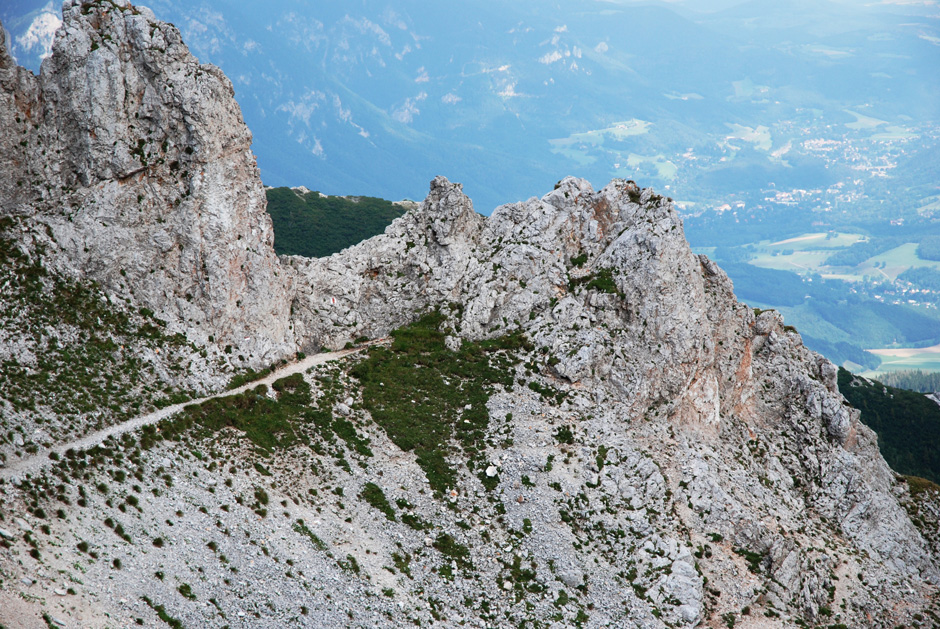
[1,2,939,628]
[0,0,294,365]
[0,0,297,464]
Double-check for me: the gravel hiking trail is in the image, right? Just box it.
[0,341,385,483]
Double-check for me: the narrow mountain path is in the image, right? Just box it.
[0,341,385,483]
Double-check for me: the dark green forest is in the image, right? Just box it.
[838,368,940,484]
[878,369,940,393]
[266,187,406,258]
[918,235,940,262]
[824,237,904,267]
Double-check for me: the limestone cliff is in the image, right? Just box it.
[0,0,294,367]
[0,3,938,629]
[286,175,940,624]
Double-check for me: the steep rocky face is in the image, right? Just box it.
[0,0,294,366]
[284,175,939,624]
[1,3,939,628]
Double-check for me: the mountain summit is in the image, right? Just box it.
[0,0,294,366]
[0,2,937,627]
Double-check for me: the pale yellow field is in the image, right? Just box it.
[863,344,940,376]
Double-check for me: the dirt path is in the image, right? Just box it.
[0,342,383,483]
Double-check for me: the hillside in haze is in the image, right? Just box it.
[3,0,937,211]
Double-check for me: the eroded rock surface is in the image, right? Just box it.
[1,3,938,628]
[0,0,294,366]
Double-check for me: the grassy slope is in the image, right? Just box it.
[0,217,199,462]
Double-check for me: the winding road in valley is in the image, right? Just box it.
[0,342,384,483]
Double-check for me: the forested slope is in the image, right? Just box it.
[266,187,406,258]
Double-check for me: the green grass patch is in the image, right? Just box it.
[350,311,523,492]
[568,268,622,297]
[0,217,194,434]
[332,418,373,457]
[227,366,274,390]
[141,596,185,629]
[401,513,431,530]
[433,533,472,570]
[554,426,575,445]
[360,482,396,521]
[733,547,766,574]
[339,554,361,575]
[392,551,412,577]
[905,475,940,498]
[293,519,327,551]
[170,374,311,453]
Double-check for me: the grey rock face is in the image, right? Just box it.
[0,3,937,628]
[285,175,939,623]
[0,1,293,366]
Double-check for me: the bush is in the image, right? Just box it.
[554,426,574,445]
[360,482,396,521]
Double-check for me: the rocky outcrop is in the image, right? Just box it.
[0,0,293,366]
[284,175,939,625]
[0,3,938,628]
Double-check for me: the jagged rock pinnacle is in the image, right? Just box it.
[0,0,294,365]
